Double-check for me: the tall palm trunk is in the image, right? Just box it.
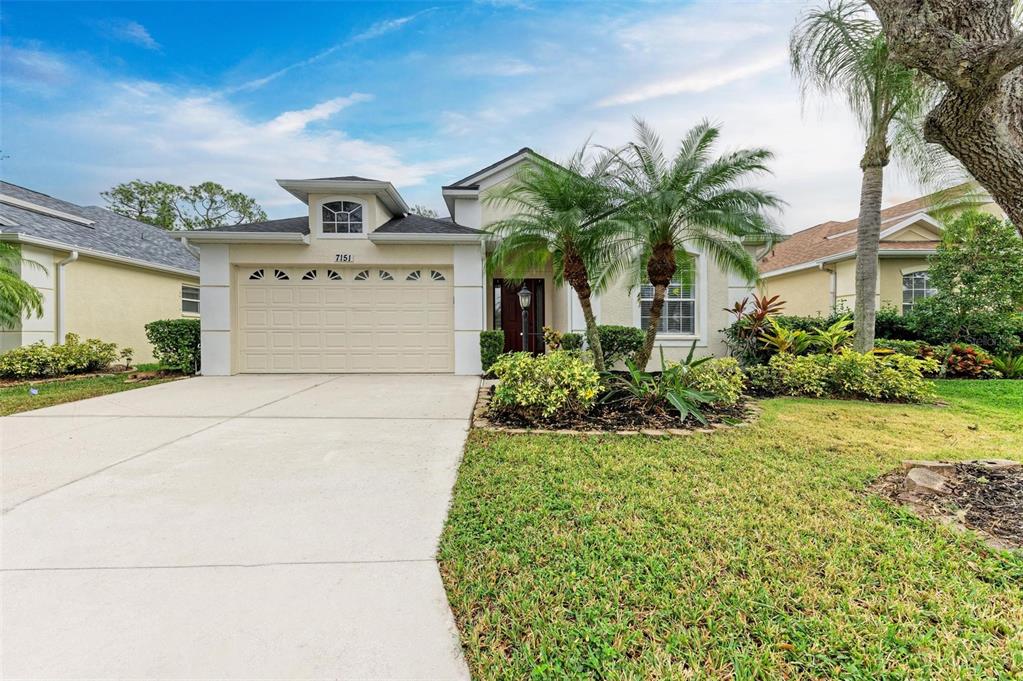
[563,248,606,372]
[852,136,890,352]
[635,242,677,370]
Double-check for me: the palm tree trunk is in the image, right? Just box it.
[635,283,667,370]
[575,291,605,373]
[853,155,886,352]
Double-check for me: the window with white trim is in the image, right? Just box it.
[638,259,696,335]
[321,201,363,234]
[902,271,935,313]
[181,285,200,314]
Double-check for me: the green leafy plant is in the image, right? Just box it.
[560,332,584,351]
[541,327,583,352]
[606,345,718,424]
[0,333,119,379]
[747,349,936,402]
[760,318,815,355]
[596,325,645,367]
[685,357,745,407]
[120,347,134,370]
[145,319,200,374]
[940,343,996,379]
[479,330,505,374]
[490,350,603,421]
[992,353,1023,379]
[811,315,854,353]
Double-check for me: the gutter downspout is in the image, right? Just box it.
[56,250,79,342]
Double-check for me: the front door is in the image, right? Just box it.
[494,279,544,354]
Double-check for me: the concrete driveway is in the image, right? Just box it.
[1,374,478,679]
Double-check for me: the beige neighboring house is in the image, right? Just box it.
[190,148,760,376]
[758,186,1006,317]
[0,182,200,363]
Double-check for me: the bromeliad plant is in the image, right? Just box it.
[603,344,718,425]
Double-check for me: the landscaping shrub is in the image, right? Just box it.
[0,333,118,379]
[490,350,602,420]
[939,343,997,379]
[992,353,1023,379]
[723,294,786,365]
[685,357,745,406]
[145,318,201,373]
[596,325,645,366]
[747,350,936,402]
[479,330,504,373]
[560,332,584,351]
[874,338,925,357]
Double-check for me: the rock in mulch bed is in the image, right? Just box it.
[472,382,759,435]
[872,459,1022,551]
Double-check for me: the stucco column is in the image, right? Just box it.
[199,244,232,376]
[452,243,484,375]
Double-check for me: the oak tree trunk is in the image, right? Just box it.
[867,0,1023,234]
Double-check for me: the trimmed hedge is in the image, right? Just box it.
[596,325,645,367]
[490,350,602,420]
[145,318,201,373]
[480,330,504,373]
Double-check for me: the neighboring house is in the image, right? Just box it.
[190,148,757,376]
[0,182,200,363]
[758,185,1006,317]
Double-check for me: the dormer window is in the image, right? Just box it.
[322,201,363,234]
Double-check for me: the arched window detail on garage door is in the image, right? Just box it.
[379,270,394,281]
[406,270,421,281]
[327,269,342,281]
[249,269,265,280]
[274,269,290,281]
[302,270,317,281]
[430,270,446,282]
[354,269,370,281]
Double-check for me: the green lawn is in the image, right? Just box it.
[0,374,183,416]
[439,380,1023,680]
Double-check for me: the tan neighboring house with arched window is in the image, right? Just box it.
[757,185,1006,317]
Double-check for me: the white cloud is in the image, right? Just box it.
[350,8,437,42]
[596,49,787,107]
[265,94,373,135]
[103,19,160,50]
[229,45,343,93]
[461,57,539,77]
[1,44,71,92]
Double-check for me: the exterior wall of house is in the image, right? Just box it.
[760,267,834,317]
[201,190,486,375]
[879,257,930,312]
[0,244,195,363]
[62,256,197,364]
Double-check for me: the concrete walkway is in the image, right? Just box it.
[1,374,478,679]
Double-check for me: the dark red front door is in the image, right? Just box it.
[494,279,544,354]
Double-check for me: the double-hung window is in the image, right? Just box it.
[638,259,696,335]
[181,285,200,314]
[902,271,935,313]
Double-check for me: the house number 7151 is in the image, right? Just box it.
[334,254,353,262]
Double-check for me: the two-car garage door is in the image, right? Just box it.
[237,265,453,373]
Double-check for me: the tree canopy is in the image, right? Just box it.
[102,180,267,231]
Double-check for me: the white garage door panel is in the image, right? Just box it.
[237,266,454,373]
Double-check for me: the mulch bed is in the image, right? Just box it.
[473,383,758,435]
[873,462,1023,550]
[0,367,181,388]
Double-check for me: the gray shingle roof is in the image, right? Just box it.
[375,214,482,235]
[200,212,480,236]
[0,182,198,273]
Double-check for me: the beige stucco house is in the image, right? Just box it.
[0,182,200,363]
[190,148,756,376]
[758,186,1006,317]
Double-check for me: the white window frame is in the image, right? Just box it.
[313,195,369,240]
[902,270,935,313]
[181,284,200,316]
[632,252,707,346]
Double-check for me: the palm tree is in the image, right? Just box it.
[0,242,44,329]
[485,147,625,372]
[616,119,782,370]
[791,0,934,351]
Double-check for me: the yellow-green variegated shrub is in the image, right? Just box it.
[684,357,745,406]
[490,350,602,421]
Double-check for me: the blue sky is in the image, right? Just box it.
[2,0,924,230]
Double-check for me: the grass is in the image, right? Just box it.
[439,380,1023,679]
[0,373,182,416]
